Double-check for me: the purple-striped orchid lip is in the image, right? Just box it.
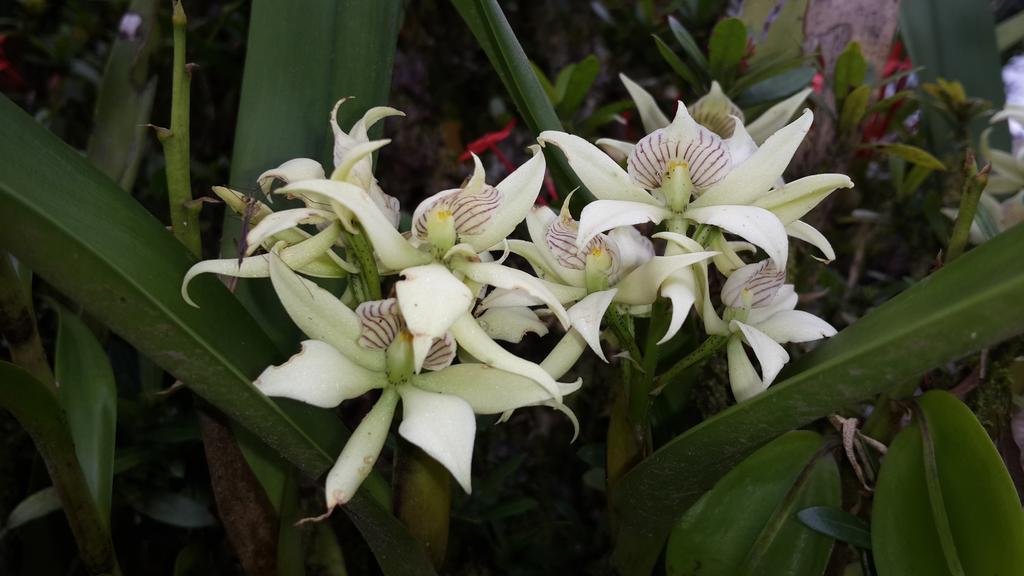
[355,298,456,371]
[544,207,620,278]
[627,123,732,192]
[721,260,787,309]
[412,185,502,242]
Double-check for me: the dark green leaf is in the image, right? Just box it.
[744,0,808,68]
[834,42,867,104]
[730,55,810,97]
[610,223,1024,575]
[668,15,709,72]
[901,164,934,197]
[872,391,1024,575]
[529,61,558,102]
[0,487,61,539]
[552,63,576,105]
[736,67,816,107]
[840,84,872,133]
[54,306,118,526]
[708,18,748,87]
[868,143,946,171]
[666,431,838,576]
[580,99,633,135]
[557,55,600,119]
[0,96,435,576]
[654,35,703,92]
[797,506,872,550]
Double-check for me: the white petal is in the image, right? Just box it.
[596,138,635,163]
[748,284,799,325]
[324,389,399,508]
[462,149,546,252]
[693,109,813,208]
[255,340,384,408]
[479,281,586,310]
[182,256,272,307]
[659,273,697,344]
[733,321,790,389]
[269,251,384,371]
[753,174,854,224]
[505,239,565,282]
[727,336,766,402]
[279,179,431,271]
[476,306,549,343]
[455,261,570,329]
[257,158,325,193]
[653,231,705,253]
[756,309,837,344]
[786,220,836,263]
[396,264,474,372]
[330,139,391,185]
[746,88,812,144]
[398,386,476,494]
[607,226,655,273]
[577,200,671,248]
[613,251,718,305]
[619,73,671,133]
[412,364,581,415]
[709,231,749,276]
[725,120,758,165]
[537,131,656,203]
[450,313,567,403]
[245,208,336,255]
[685,205,789,269]
[567,289,618,361]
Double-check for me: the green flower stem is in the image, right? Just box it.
[393,438,451,569]
[0,253,53,386]
[158,1,200,258]
[946,151,990,263]
[651,335,729,397]
[343,226,382,304]
[0,361,121,576]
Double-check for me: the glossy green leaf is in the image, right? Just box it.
[54,306,118,526]
[868,143,946,171]
[668,15,709,73]
[610,222,1024,575]
[666,431,838,576]
[654,34,703,92]
[558,55,600,119]
[834,42,867,105]
[736,66,816,107]
[900,0,1008,150]
[0,96,435,576]
[730,55,809,98]
[840,84,872,134]
[797,506,872,550]
[872,391,1024,575]
[0,361,119,574]
[451,0,583,199]
[708,18,748,87]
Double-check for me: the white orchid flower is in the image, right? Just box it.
[942,189,1024,245]
[251,252,580,513]
[718,260,837,401]
[982,105,1024,195]
[490,203,716,359]
[540,98,851,271]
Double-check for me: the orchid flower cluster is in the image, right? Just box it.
[182,73,852,512]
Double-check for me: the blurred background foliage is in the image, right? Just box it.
[1,0,1024,574]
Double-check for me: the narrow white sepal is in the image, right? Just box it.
[257,158,325,193]
[462,149,547,252]
[756,309,837,344]
[455,261,571,329]
[567,289,618,361]
[245,208,336,255]
[732,320,789,388]
[576,199,671,249]
[753,173,854,224]
[684,205,789,269]
[324,388,399,509]
[254,340,384,408]
[786,220,836,263]
[619,73,671,133]
[613,251,718,305]
[727,336,766,402]
[476,306,549,343]
[746,88,812,144]
[397,386,476,494]
[411,364,582,415]
[537,131,656,204]
[658,274,697,344]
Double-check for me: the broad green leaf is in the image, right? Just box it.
[834,42,867,105]
[654,35,703,92]
[997,9,1024,52]
[54,305,118,527]
[610,222,1024,575]
[736,66,816,107]
[708,18,748,87]
[744,0,808,68]
[668,15,710,72]
[552,62,576,105]
[529,61,558,102]
[867,143,946,171]
[872,391,1024,575]
[0,361,119,574]
[85,0,159,190]
[0,96,436,576]
[666,431,838,576]
[730,54,809,97]
[900,0,1008,151]
[839,84,872,133]
[558,55,600,119]
[0,487,61,539]
[797,506,872,550]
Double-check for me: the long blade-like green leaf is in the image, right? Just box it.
[0,361,120,575]
[54,305,118,527]
[610,222,1024,575]
[0,95,435,576]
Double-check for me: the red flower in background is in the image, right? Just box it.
[861,40,913,143]
[0,35,28,93]
[460,118,558,204]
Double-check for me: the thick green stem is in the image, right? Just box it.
[651,335,729,397]
[0,361,121,576]
[160,1,200,258]
[393,438,451,569]
[946,151,989,263]
[344,226,382,304]
[0,253,53,386]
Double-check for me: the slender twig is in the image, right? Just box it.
[946,150,990,263]
[0,253,53,386]
[651,335,729,396]
[343,226,382,303]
